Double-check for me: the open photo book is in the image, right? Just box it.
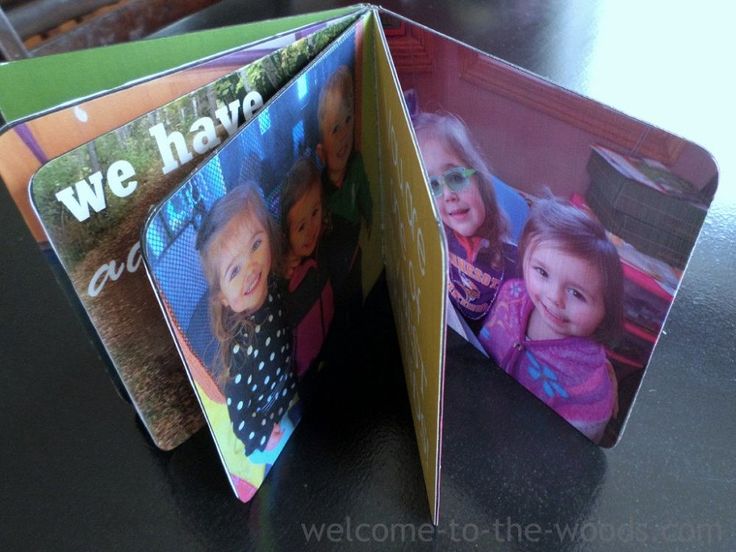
[0,5,717,524]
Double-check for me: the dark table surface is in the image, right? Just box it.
[2,1,734,550]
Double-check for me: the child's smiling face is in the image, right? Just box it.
[420,136,486,237]
[320,91,354,183]
[214,211,272,315]
[523,240,605,340]
[287,182,322,259]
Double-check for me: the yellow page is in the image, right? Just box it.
[369,9,447,524]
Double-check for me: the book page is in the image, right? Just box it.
[28,16,356,451]
[371,10,447,524]
[381,11,718,450]
[1,14,356,243]
[141,15,378,500]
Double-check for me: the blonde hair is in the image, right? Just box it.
[196,183,282,389]
[413,111,509,264]
[318,65,353,137]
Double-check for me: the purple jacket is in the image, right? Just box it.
[479,279,615,442]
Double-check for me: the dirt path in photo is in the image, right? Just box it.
[68,165,203,449]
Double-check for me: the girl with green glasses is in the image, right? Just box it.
[413,111,519,333]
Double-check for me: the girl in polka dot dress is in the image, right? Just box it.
[197,184,299,458]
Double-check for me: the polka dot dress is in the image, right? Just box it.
[225,281,297,456]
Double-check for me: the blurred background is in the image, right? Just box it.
[0,0,222,59]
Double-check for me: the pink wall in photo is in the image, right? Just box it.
[389,25,716,200]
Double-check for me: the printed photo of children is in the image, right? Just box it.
[280,157,334,379]
[196,184,299,459]
[142,24,377,500]
[413,112,519,336]
[479,198,623,443]
[386,14,717,446]
[317,65,373,328]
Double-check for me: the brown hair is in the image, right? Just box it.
[519,197,624,341]
[279,156,324,250]
[196,183,282,389]
[413,111,509,263]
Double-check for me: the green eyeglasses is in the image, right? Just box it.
[429,167,477,197]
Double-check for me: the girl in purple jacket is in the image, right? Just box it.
[479,197,623,442]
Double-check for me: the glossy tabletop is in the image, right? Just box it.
[2,1,734,550]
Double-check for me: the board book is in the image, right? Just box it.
[0,5,717,523]
[4,12,359,450]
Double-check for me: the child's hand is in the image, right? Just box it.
[284,252,301,280]
[265,422,283,451]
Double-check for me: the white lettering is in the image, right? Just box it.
[214,99,241,137]
[87,260,125,298]
[55,160,140,221]
[190,117,220,155]
[87,241,143,297]
[126,241,142,273]
[149,122,193,175]
[416,227,426,277]
[382,103,436,475]
[57,91,267,221]
[55,172,106,222]
[242,90,264,122]
[107,160,137,198]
